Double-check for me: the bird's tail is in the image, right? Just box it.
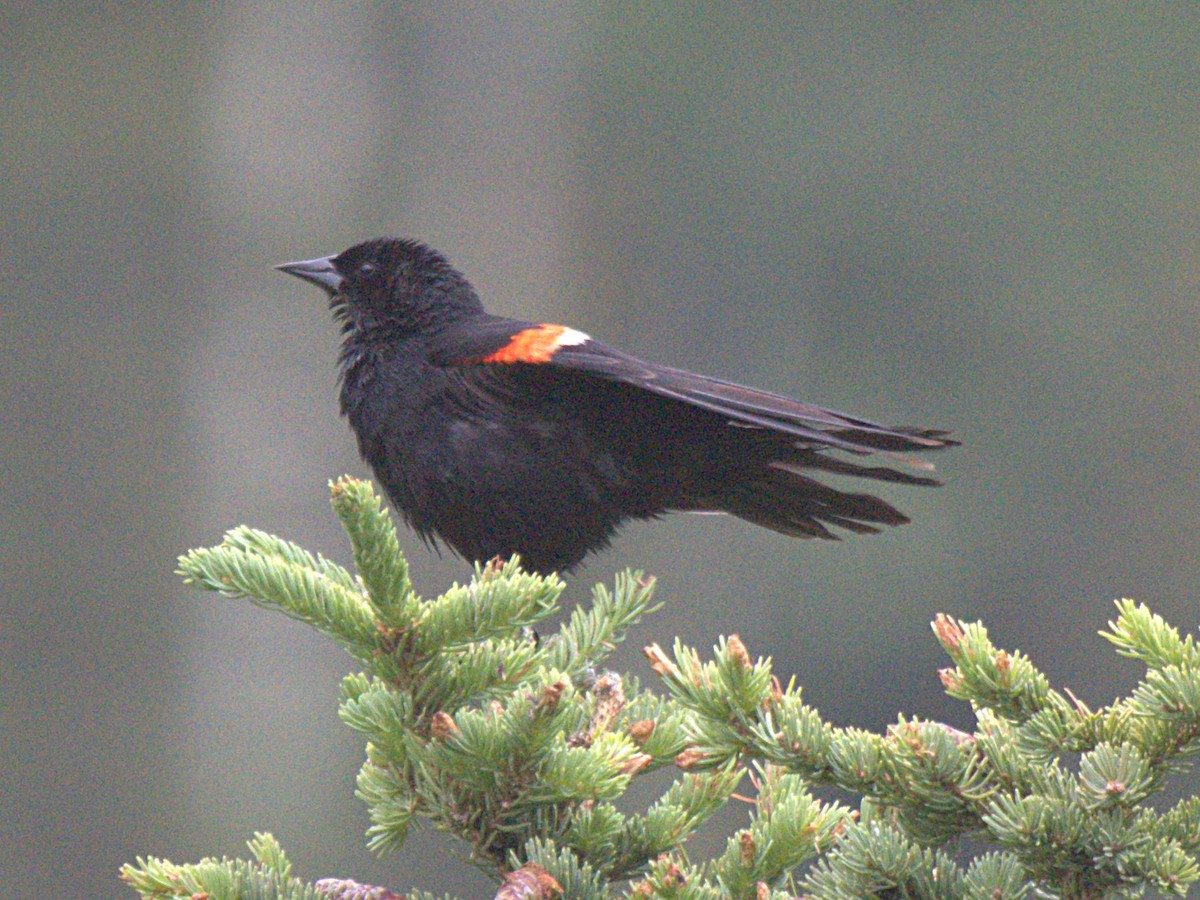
[715,431,953,539]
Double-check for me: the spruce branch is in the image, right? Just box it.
[1100,598,1200,670]
[131,479,1200,899]
[120,832,324,900]
[330,475,415,628]
[546,573,661,675]
[709,764,851,894]
[932,613,1067,723]
[177,526,379,655]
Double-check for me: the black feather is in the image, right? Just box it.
[279,237,958,572]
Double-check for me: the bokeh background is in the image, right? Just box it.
[5,4,1200,896]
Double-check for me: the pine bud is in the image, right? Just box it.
[429,711,458,742]
[727,634,751,669]
[938,667,963,692]
[643,643,678,678]
[628,719,656,745]
[496,864,562,899]
[535,680,567,715]
[739,831,756,866]
[674,748,707,770]
[620,753,654,776]
[932,613,963,654]
[995,650,1011,676]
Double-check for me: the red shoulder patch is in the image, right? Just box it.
[482,324,588,364]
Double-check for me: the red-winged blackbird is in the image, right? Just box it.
[278,238,955,573]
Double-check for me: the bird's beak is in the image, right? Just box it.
[275,255,343,295]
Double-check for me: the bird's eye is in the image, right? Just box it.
[359,263,376,276]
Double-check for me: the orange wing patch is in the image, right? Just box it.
[482,325,589,364]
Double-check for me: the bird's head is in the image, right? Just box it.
[277,237,483,337]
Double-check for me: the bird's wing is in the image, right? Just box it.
[435,317,955,460]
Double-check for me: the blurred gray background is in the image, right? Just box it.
[5,4,1200,896]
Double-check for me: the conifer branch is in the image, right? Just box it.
[129,479,1200,899]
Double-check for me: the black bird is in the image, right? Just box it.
[278,238,955,573]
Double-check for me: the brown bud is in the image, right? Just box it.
[627,719,656,745]
[674,748,707,770]
[739,831,756,866]
[496,864,562,899]
[536,680,567,715]
[932,613,963,654]
[727,634,751,670]
[619,753,654,776]
[995,650,1010,675]
[429,711,458,741]
[643,643,677,678]
[938,668,963,691]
